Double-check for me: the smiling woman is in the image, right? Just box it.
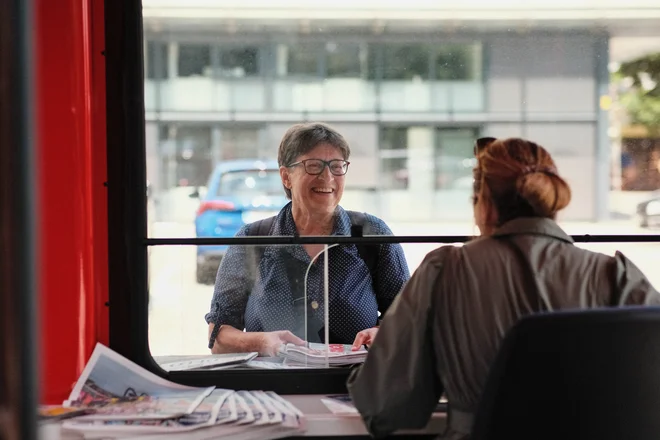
[204,122,411,357]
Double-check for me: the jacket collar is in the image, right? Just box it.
[492,217,574,244]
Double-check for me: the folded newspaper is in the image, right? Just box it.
[278,343,368,366]
[58,343,305,440]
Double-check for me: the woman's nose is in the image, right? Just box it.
[317,165,333,181]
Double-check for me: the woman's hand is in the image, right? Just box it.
[257,330,306,357]
[352,327,379,351]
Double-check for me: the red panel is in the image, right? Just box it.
[90,0,109,347]
[36,0,98,404]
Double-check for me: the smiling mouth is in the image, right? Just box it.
[312,188,334,194]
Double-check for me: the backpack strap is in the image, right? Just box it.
[247,216,276,237]
[244,216,276,276]
[346,211,380,284]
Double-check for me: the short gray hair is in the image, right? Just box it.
[277,122,351,199]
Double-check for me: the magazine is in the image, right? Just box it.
[250,391,283,424]
[279,343,368,366]
[38,406,94,423]
[255,391,306,430]
[64,343,214,420]
[55,343,306,439]
[236,391,270,426]
[62,389,238,436]
[233,393,256,425]
[159,353,259,371]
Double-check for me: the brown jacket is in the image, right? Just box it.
[347,217,660,439]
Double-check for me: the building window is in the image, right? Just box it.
[145,41,167,80]
[219,127,262,160]
[219,46,260,78]
[380,127,409,190]
[159,125,213,188]
[177,44,211,77]
[281,43,321,77]
[435,128,479,190]
[433,44,482,81]
[381,44,431,80]
[326,42,366,78]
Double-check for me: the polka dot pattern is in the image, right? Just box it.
[204,202,410,344]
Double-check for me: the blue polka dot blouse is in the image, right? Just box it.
[204,202,411,344]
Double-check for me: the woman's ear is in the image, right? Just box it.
[279,166,291,189]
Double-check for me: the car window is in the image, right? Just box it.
[215,170,282,196]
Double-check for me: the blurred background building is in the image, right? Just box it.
[142,0,660,223]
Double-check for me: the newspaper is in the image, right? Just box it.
[279,343,368,366]
[57,343,306,439]
[110,392,304,440]
[63,388,232,435]
[64,343,214,420]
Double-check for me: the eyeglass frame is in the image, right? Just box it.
[287,158,351,176]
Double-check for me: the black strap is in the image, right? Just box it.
[246,212,379,283]
[345,211,379,282]
[250,216,274,237]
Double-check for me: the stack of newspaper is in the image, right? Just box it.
[279,343,368,366]
[56,343,305,440]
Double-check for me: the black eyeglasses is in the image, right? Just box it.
[474,137,497,155]
[288,159,350,176]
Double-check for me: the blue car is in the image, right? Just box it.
[194,159,288,284]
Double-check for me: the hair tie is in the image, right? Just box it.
[522,165,558,177]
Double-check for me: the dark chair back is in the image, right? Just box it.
[471,307,660,440]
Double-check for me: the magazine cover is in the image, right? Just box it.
[64,343,214,420]
[62,389,234,435]
[280,343,368,366]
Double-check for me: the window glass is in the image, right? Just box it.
[433,44,481,80]
[142,3,660,365]
[380,127,409,190]
[326,42,366,78]
[381,44,430,80]
[145,41,167,80]
[158,124,212,188]
[219,46,260,78]
[147,239,660,359]
[214,170,282,197]
[177,44,212,77]
[281,43,321,77]
[435,128,478,190]
[219,127,262,160]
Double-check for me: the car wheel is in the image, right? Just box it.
[196,263,217,285]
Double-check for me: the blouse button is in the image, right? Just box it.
[311,301,319,310]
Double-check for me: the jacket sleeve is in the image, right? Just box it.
[612,251,660,306]
[204,226,253,330]
[346,246,453,438]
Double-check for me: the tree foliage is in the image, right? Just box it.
[616,52,660,135]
